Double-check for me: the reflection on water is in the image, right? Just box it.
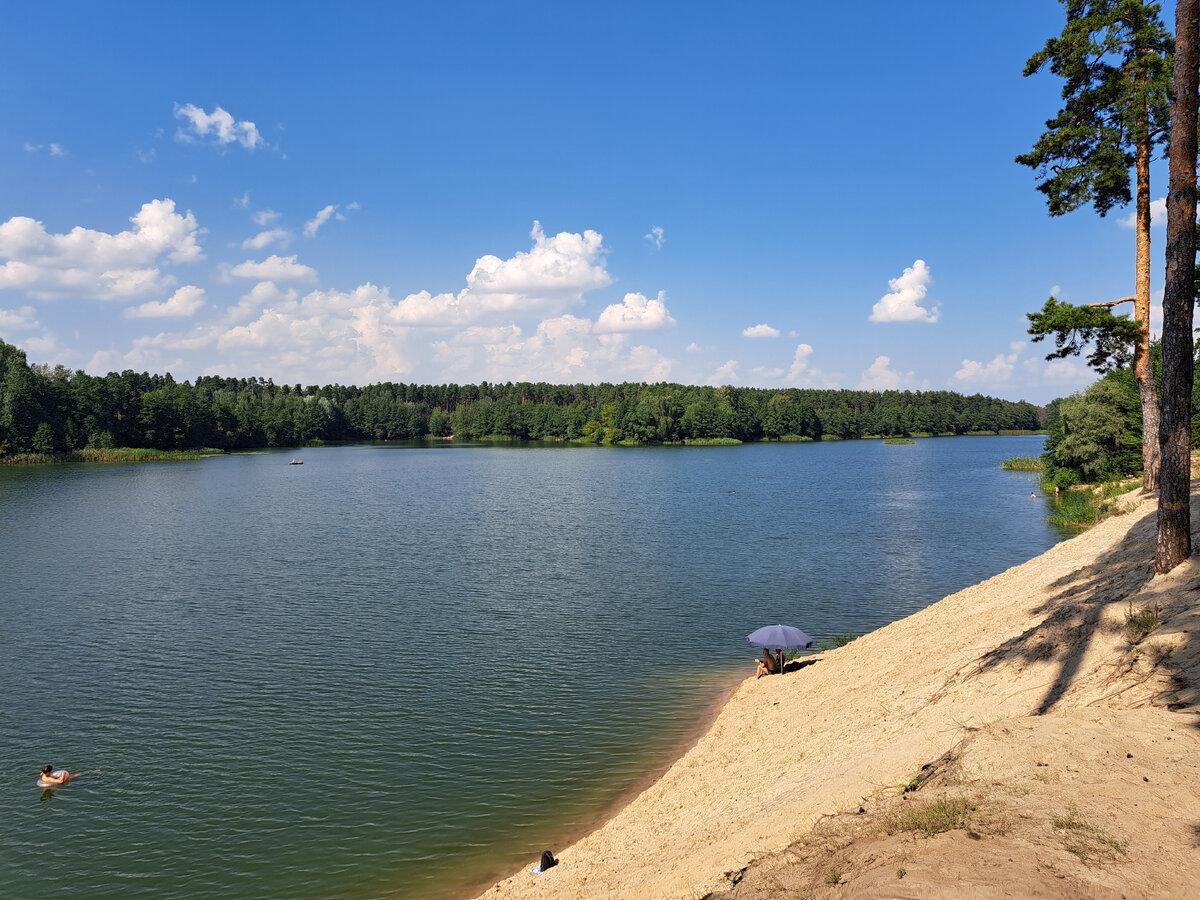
[0,436,1060,898]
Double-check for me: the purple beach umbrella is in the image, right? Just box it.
[747,624,815,650]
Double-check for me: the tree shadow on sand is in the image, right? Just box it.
[968,497,1200,724]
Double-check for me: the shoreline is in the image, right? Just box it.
[475,488,1200,898]
[457,665,748,900]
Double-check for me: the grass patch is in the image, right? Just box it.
[881,795,974,837]
[883,437,915,445]
[1123,603,1161,645]
[1000,456,1045,471]
[1047,490,1095,527]
[778,434,814,442]
[1050,807,1127,863]
[2,447,222,465]
[0,452,58,465]
[78,447,222,462]
[1047,480,1138,528]
[818,631,858,651]
[684,437,743,446]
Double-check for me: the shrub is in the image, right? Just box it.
[1123,603,1160,645]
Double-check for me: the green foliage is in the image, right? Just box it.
[883,437,915,445]
[1047,490,1097,527]
[1047,479,1138,527]
[1016,1,1172,219]
[1042,371,1141,484]
[31,422,56,453]
[1026,298,1142,372]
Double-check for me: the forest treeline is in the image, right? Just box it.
[0,339,1043,456]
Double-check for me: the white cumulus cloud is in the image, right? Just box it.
[429,319,671,384]
[1041,357,1093,384]
[787,343,815,383]
[242,228,291,250]
[229,254,318,283]
[858,355,925,390]
[0,305,38,330]
[463,221,612,313]
[387,221,613,325]
[304,205,337,238]
[594,291,675,333]
[225,281,299,324]
[707,360,739,385]
[954,342,1024,383]
[869,259,939,323]
[0,199,202,300]
[742,323,780,338]
[645,226,665,249]
[174,103,264,150]
[93,223,674,387]
[1119,198,1168,229]
[125,285,207,319]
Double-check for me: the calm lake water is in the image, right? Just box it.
[1,436,1064,899]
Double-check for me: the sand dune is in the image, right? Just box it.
[477,487,1200,899]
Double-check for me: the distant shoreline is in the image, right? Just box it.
[0,431,1047,465]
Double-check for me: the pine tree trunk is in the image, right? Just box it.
[1135,128,1161,491]
[1156,0,1199,574]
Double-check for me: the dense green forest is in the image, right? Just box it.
[0,338,1043,457]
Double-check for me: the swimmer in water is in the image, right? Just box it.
[39,765,71,785]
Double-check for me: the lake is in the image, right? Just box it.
[1,436,1064,899]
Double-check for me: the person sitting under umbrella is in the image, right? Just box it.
[754,648,781,679]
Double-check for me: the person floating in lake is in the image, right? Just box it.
[39,765,71,786]
[755,648,781,679]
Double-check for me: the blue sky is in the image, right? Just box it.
[0,1,1179,404]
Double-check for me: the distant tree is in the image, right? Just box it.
[428,408,452,437]
[1018,0,1173,490]
[1156,0,1199,573]
[31,421,56,454]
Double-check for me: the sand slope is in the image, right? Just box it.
[478,489,1200,899]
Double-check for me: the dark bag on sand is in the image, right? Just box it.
[539,850,557,871]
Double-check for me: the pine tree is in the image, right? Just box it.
[1017,0,1173,490]
[1155,0,1199,573]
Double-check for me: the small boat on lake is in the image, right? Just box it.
[289,459,303,465]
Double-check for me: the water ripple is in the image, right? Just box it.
[0,438,1060,899]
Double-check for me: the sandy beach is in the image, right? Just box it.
[477,487,1200,899]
